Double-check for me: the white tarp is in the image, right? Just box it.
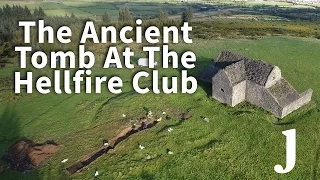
[138,58,157,67]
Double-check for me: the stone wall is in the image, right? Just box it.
[212,70,233,106]
[205,51,313,118]
[265,66,281,88]
[281,89,313,118]
[246,80,283,118]
[232,80,246,107]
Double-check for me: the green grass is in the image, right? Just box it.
[245,1,313,8]
[0,36,320,179]
[0,1,188,19]
[45,8,92,17]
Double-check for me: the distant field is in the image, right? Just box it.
[1,0,320,179]
[0,36,320,179]
[0,1,189,19]
[0,0,317,20]
[245,1,313,8]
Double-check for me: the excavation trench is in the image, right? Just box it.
[67,108,192,175]
[66,119,159,175]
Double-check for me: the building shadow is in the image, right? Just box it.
[175,55,215,97]
[0,104,51,179]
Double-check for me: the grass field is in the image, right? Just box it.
[0,36,320,179]
[0,0,318,21]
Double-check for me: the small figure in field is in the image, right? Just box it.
[103,139,109,146]
[147,111,153,119]
[157,117,162,122]
[200,116,209,122]
[140,119,147,129]
[94,168,99,178]
[146,154,152,160]
[166,148,173,155]
[139,144,145,150]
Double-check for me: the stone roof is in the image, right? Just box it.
[214,50,249,68]
[208,51,275,86]
[244,59,274,86]
[267,78,300,107]
[223,60,246,85]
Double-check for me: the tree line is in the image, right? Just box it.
[0,5,44,42]
[101,6,193,24]
[0,4,195,67]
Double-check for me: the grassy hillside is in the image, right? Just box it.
[0,36,320,179]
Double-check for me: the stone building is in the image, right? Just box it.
[199,51,313,118]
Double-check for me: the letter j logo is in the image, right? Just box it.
[274,129,296,174]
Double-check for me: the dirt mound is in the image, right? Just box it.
[2,138,59,173]
[164,104,192,120]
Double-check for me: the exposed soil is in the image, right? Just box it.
[66,119,159,175]
[164,104,192,120]
[1,138,59,173]
[66,108,193,175]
